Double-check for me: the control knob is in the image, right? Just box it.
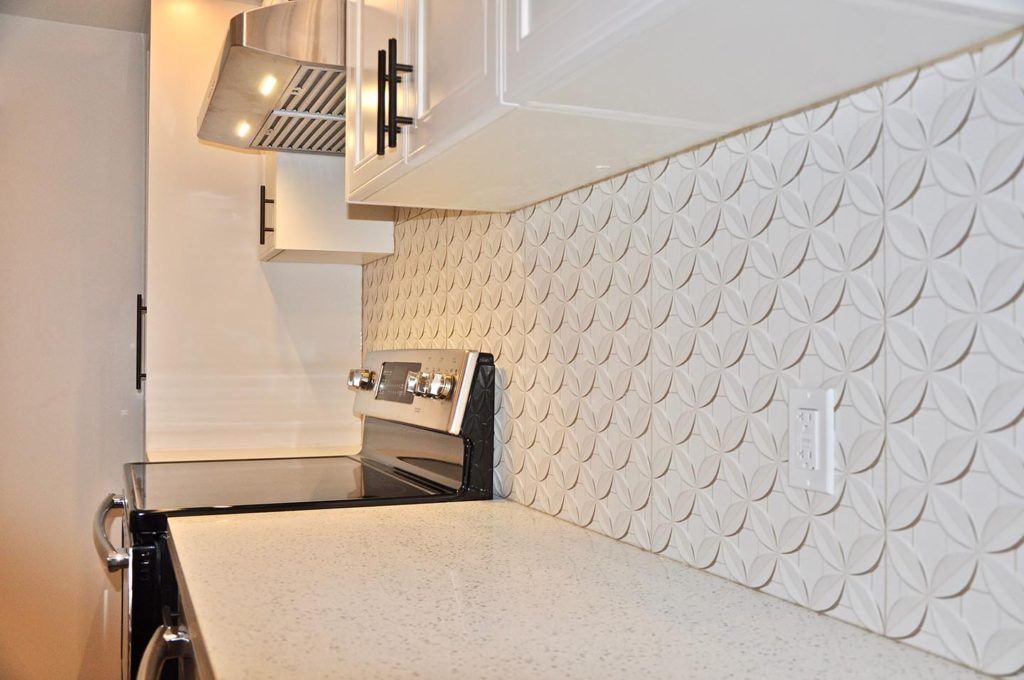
[405,371,456,399]
[346,369,375,391]
[427,372,456,399]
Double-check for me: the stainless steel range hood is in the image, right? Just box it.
[197,0,346,155]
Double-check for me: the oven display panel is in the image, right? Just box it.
[375,362,421,404]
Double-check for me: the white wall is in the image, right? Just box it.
[0,13,146,680]
[146,0,363,456]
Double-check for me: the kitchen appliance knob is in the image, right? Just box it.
[427,372,456,399]
[411,371,432,397]
[347,369,375,391]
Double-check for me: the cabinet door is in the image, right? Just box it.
[346,0,411,197]
[406,0,504,164]
[502,0,663,105]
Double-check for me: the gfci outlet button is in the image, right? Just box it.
[788,388,835,495]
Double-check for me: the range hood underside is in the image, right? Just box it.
[197,0,345,156]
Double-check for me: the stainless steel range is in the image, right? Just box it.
[93,349,494,679]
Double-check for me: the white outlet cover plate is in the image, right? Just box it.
[788,387,836,495]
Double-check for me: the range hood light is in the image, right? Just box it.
[258,75,278,97]
[236,121,251,138]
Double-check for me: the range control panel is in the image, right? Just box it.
[376,361,421,403]
[349,349,479,435]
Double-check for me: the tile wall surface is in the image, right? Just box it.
[362,33,1024,675]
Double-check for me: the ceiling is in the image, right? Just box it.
[0,0,149,33]
[0,0,262,34]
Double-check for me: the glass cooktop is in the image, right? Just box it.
[126,455,444,515]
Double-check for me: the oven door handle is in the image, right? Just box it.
[139,624,193,680]
[93,492,129,572]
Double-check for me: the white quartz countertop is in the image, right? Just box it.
[168,501,979,679]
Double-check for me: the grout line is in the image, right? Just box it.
[880,83,890,640]
[646,199,655,555]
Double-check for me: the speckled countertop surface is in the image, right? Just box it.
[168,500,980,679]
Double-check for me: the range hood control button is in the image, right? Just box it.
[347,369,375,391]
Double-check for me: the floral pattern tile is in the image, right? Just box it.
[881,35,1024,675]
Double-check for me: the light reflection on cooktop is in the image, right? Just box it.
[127,455,442,513]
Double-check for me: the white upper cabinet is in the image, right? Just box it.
[347,0,506,202]
[346,0,411,195]
[348,0,1024,212]
[261,152,393,264]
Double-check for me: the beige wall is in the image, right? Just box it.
[0,13,146,680]
[146,0,363,455]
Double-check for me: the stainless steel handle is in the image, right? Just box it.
[93,492,129,572]
[138,624,193,680]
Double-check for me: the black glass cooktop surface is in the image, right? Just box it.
[126,455,444,515]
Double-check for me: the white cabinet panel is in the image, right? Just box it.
[505,0,1022,129]
[365,107,713,212]
[502,0,662,107]
[0,12,145,680]
[346,0,411,196]
[406,0,507,162]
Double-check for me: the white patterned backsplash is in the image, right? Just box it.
[363,33,1024,676]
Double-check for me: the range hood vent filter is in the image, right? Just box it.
[254,66,346,154]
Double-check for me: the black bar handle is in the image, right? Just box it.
[136,294,147,391]
[259,184,275,246]
[387,38,398,148]
[376,49,387,155]
[387,37,414,148]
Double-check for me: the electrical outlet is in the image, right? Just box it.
[788,388,835,494]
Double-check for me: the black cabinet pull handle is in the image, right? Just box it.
[387,37,414,149]
[136,294,147,391]
[376,49,387,155]
[259,184,275,245]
